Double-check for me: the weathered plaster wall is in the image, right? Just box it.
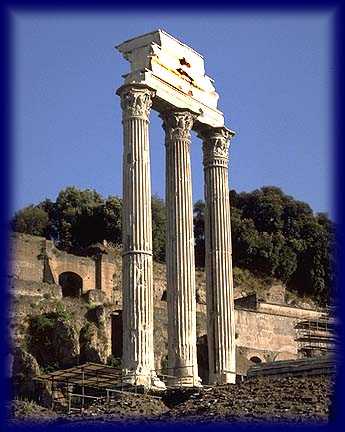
[97,255,118,302]
[10,234,46,283]
[234,304,324,364]
[235,308,299,360]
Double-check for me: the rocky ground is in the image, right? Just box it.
[10,400,59,424]
[159,375,333,424]
[8,374,334,425]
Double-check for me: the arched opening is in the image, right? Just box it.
[250,356,262,364]
[58,272,82,298]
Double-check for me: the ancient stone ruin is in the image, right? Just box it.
[8,32,336,416]
[116,30,236,388]
[9,232,335,390]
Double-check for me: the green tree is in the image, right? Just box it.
[102,196,122,246]
[288,216,334,305]
[227,187,332,305]
[151,196,166,262]
[54,187,103,251]
[236,187,285,233]
[11,205,49,237]
[38,198,59,240]
[194,200,205,268]
[11,184,334,306]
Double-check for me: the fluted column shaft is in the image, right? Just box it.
[199,127,236,385]
[118,85,155,386]
[161,110,200,386]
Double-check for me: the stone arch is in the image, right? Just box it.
[58,272,83,298]
[246,351,265,364]
[249,356,263,364]
[46,248,96,293]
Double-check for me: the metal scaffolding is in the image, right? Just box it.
[295,311,337,358]
[35,362,199,414]
[35,362,150,414]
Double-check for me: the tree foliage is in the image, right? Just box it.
[11,205,49,237]
[194,200,205,268]
[12,185,334,306]
[194,186,334,306]
[151,195,166,262]
[12,187,119,254]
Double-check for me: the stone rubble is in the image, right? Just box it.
[10,374,333,424]
[158,375,334,423]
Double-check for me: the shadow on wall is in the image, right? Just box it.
[197,335,209,384]
[111,311,123,359]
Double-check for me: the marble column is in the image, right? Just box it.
[117,84,157,387]
[161,110,200,387]
[199,126,236,385]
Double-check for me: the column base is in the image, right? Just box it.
[122,370,166,390]
[167,375,202,388]
[209,371,236,385]
[151,374,167,390]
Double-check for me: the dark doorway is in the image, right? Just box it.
[250,356,262,364]
[111,311,123,358]
[197,335,209,384]
[59,272,82,298]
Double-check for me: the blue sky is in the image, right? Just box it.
[12,11,333,216]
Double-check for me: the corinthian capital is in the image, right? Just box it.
[118,85,155,121]
[161,110,196,142]
[198,127,235,167]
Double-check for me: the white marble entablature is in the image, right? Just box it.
[116,29,225,128]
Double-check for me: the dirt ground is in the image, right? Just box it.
[9,374,334,425]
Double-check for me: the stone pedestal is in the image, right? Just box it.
[117,85,161,388]
[161,110,200,387]
[199,126,236,384]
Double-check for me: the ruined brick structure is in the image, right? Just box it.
[9,232,331,381]
[10,233,116,303]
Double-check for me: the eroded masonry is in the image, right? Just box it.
[10,232,335,385]
[116,30,236,388]
[9,31,335,399]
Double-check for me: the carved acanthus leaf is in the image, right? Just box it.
[200,127,234,165]
[161,111,196,142]
[120,87,154,120]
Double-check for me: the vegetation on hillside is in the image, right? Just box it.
[11,186,335,306]
[194,187,335,306]
[26,304,77,372]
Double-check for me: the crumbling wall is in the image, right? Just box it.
[263,283,286,304]
[235,308,300,361]
[97,254,119,303]
[10,232,327,378]
[10,233,115,301]
[47,247,96,293]
[257,302,323,319]
[10,233,46,283]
